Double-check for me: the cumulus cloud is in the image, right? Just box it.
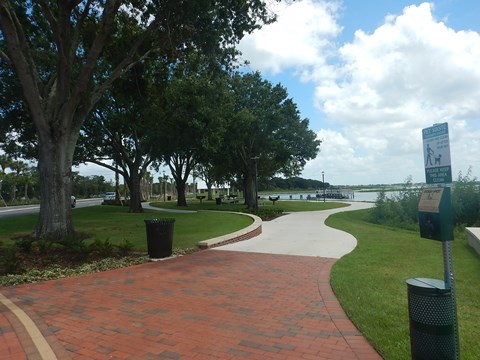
[238,1,480,184]
[237,0,342,74]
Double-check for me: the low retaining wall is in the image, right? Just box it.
[197,212,262,249]
[465,227,480,256]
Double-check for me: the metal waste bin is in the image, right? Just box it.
[406,277,455,360]
[215,197,221,205]
[144,218,175,258]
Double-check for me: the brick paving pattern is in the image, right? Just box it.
[0,250,382,359]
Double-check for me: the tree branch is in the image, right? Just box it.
[0,3,46,134]
[0,49,11,64]
[84,159,125,178]
[69,0,121,116]
[36,0,58,40]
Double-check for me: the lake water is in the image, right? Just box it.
[263,191,385,203]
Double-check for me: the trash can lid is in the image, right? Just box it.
[406,277,451,295]
[144,218,175,224]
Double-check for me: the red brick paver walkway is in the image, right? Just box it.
[0,250,382,359]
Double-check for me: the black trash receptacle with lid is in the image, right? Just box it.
[406,277,455,360]
[144,218,175,258]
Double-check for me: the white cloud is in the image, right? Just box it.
[237,0,342,74]
[239,1,480,184]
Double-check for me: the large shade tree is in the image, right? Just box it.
[219,72,321,209]
[0,0,275,239]
[77,60,168,212]
[156,62,232,206]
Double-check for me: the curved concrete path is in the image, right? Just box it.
[0,201,382,360]
[217,202,374,258]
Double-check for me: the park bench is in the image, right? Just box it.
[268,195,280,205]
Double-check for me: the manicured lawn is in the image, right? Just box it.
[0,200,348,250]
[0,205,253,251]
[150,199,348,212]
[328,209,480,360]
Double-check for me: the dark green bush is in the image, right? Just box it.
[15,238,34,253]
[369,170,480,229]
[36,238,54,254]
[452,167,480,226]
[368,177,421,231]
[243,207,284,221]
[1,247,23,275]
[61,235,92,260]
[116,239,135,256]
[90,239,115,258]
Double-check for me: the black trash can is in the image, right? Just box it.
[215,197,221,205]
[406,277,455,360]
[144,218,175,258]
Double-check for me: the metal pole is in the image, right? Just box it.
[322,171,325,202]
[254,158,258,210]
[443,240,460,360]
[251,157,259,210]
[163,171,166,202]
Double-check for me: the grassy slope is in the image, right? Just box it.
[327,209,480,360]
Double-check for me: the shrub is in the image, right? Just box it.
[452,167,480,226]
[36,238,54,254]
[1,247,23,275]
[90,239,115,258]
[369,169,480,230]
[368,176,422,231]
[116,239,135,256]
[15,238,34,253]
[62,235,92,260]
[243,207,284,221]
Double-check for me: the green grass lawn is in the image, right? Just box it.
[0,206,253,251]
[328,209,480,360]
[151,198,349,212]
[0,200,348,250]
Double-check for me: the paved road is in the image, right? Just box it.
[217,202,375,258]
[0,198,102,219]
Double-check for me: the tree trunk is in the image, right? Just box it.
[35,137,75,240]
[127,171,143,213]
[176,181,187,206]
[245,174,256,209]
[11,184,16,201]
[207,185,213,200]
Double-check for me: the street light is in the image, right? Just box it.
[322,171,326,202]
[163,171,166,202]
[192,170,196,196]
[251,156,259,210]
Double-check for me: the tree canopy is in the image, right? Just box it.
[213,72,321,208]
[0,0,275,239]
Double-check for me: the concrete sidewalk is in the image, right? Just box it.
[0,202,381,360]
[217,202,374,258]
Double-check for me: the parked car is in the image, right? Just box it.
[103,192,116,201]
[71,195,76,208]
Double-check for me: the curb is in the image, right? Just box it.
[197,211,262,249]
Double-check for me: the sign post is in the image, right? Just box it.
[406,122,459,360]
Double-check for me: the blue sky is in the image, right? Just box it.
[236,0,480,185]
[79,1,480,187]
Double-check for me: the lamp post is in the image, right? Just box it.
[163,171,166,202]
[251,156,259,210]
[322,171,326,202]
[192,170,196,196]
